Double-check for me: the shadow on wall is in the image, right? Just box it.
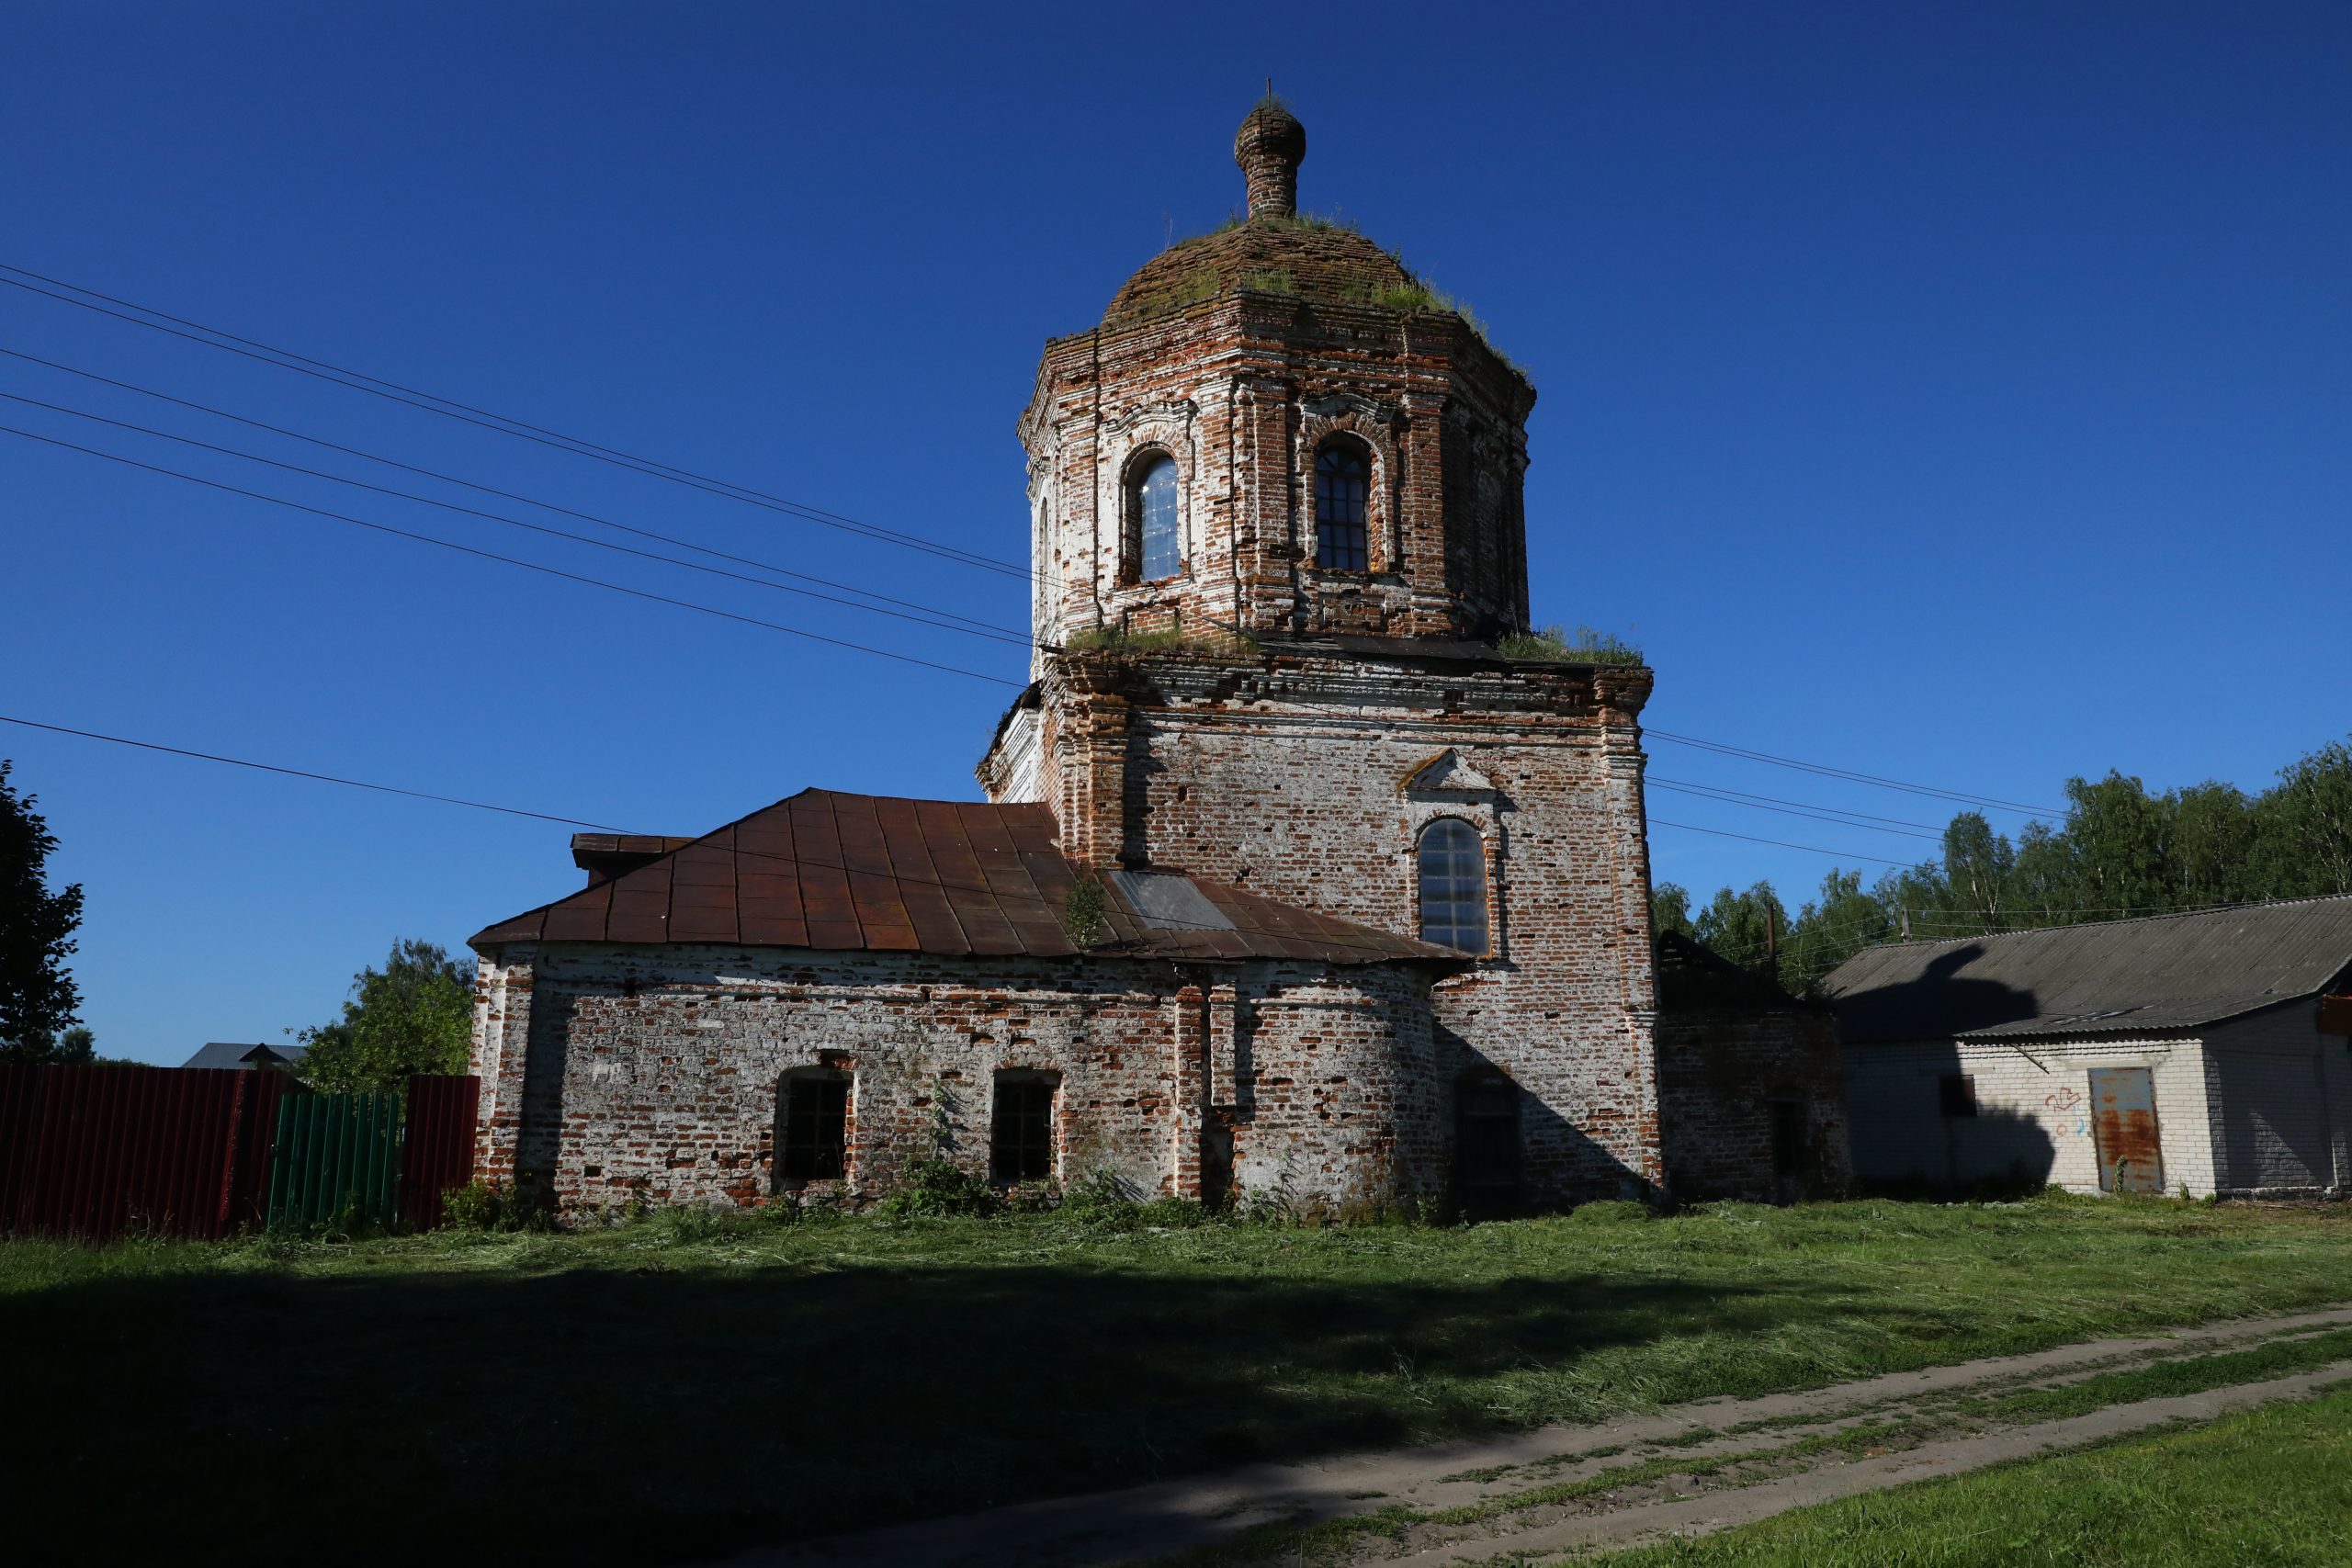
[1446,1030,1650,1214]
[1857,1050,2060,1201]
[0,1257,1881,1566]
[1835,946,2041,1044]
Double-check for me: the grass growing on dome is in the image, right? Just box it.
[1059,623,1260,658]
[1498,623,1645,665]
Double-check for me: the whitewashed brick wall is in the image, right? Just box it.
[2202,1002,2350,1195]
[1846,1035,2218,1197]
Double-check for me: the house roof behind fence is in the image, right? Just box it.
[470,788,1461,969]
[1820,895,2352,1043]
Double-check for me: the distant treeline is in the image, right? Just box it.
[1654,736,2352,995]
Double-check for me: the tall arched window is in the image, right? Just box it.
[1314,444,1369,571]
[1132,455,1180,581]
[1417,818,1488,953]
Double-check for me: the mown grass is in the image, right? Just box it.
[4,1195,2349,1566]
[1591,1384,2352,1566]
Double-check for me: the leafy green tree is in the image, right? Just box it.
[297,939,473,1092]
[1781,868,1894,993]
[0,760,86,1064]
[2251,739,2352,897]
[1650,882,1695,939]
[1692,882,1790,977]
[2062,772,2174,914]
[1940,813,2015,930]
[2004,818,2077,927]
[2169,782,2256,907]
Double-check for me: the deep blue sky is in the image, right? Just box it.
[5,3,2346,1062]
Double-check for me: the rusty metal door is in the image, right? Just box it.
[2089,1067,2164,1194]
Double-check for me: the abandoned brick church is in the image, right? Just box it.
[468,102,1839,1216]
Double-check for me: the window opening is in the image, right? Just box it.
[776,1073,849,1184]
[990,1075,1057,1183]
[1136,456,1180,581]
[1770,1098,1808,1179]
[1938,1074,1978,1119]
[1417,818,1488,953]
[1314,445,1369,570]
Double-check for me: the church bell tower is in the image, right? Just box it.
[980,101,1664,1202]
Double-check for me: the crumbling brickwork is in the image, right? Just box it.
[468,100,1714,1219]
[471,944,1446,1214]
[984,649,1662,1201]
[1657,1009,1850,1201]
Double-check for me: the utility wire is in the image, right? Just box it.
[1647,817,1911,867]
[1646,774,1947,833]
[0,265,1040,582]
[0,715,628,829]
[0,345,1024,637]
[0,424,1023,689]
[0,714,1418,951]
[0,387,1029,647]
[1645,779,1945,840]
[1646,728,2063,817]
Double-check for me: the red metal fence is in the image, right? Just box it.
[400,1075,480,1232]
[0,1065,479,1241]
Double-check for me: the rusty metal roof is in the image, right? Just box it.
[1821,896,2352,1043]
[471,788,1460,969]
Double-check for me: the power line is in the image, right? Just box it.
[1645,779,1945,840]
[1646,774,1947,833]
[2,714,1419,952]
[0,715,628,829]
[0,387,1029,647]
[0,264,1041,582]
[1647,816,1911,867]
[1,424,1023,689]
[0,345,1025,637]
[1645,728,2063,817]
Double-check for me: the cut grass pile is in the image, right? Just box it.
[1591,1383,2352,1567]
[4,1195,2350,1566]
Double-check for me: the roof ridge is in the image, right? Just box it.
[1871,891,2352,950]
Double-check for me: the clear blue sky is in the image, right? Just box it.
[4,2,2346,1062]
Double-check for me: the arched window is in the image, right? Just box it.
[1131,455,1180,581]
[1417,818,1488,953]
[1314,444,1369,571]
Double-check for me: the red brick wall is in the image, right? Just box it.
[469,944,1447,1216]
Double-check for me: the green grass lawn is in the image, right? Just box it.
[5,1196,2350,1566]
[1591,1383,2352,1567]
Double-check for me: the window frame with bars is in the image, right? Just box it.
[774,1069,852,1187]
[989,1071,1059,1185]
[1415,817,1491,955]
[1126,451,1182,584]
[1312,442,1371,573]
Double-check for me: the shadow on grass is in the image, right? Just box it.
[0,1255,1872,1567]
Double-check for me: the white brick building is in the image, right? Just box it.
[1823,897,2352,1198]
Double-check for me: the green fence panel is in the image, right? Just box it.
[266,1091,401,1231]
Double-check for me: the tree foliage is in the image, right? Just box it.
[1668,733,2352,996]
[297,939,473,1092]
[0,760,86,1065]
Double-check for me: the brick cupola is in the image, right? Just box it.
[1233,97,1306,219]
[1013,100,1539,665]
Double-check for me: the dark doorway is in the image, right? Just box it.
[1769,1096,1812,1201]
[1455,1068,1521,1218]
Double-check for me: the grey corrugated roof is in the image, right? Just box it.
[1821,896,2352,1044]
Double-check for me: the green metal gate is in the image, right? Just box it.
[266,1090,402,1230]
